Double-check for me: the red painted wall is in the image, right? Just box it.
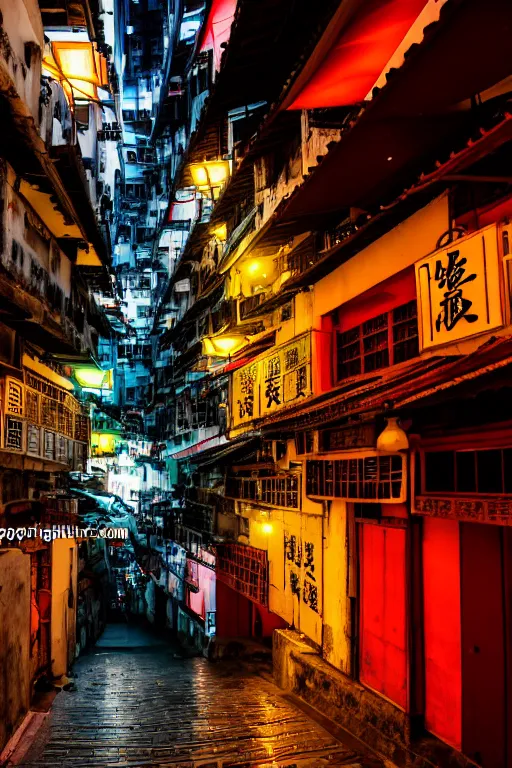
[336,267,416,332]
[359,524,407,709]
[253,602,288,638]
[216,580,251,638]
[216,581,287,639]
[423,518,462,750]
[461,524,505,767]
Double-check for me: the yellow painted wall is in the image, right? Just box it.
[249,503,323,647]
[313,193,449,323]
[51,539,78,678]
[322,499,351,673]
[275,291,314,346]
[0,550,31,751]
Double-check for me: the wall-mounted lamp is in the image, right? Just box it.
[189,161,230,192]
[376,416,409,452]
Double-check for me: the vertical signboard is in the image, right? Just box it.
[415,224,503,350]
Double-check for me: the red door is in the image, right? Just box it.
[461,523,506,768]
[359,523,407,709]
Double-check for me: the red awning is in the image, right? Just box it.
[200,0,237,70]
[170,434,228,460]
[288,0,429,109]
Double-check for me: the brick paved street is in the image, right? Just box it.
[16,626,382,768]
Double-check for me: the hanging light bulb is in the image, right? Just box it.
[376,416,409,452]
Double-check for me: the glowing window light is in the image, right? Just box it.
[212,223,227,240]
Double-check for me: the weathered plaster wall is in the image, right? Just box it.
[51,539,78,679]
[0,549,31,752]
[322,499,351,673]
[273,628,478,768]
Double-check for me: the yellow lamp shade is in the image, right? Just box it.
[74,367,113,389]
[42,41,109,105]
[189,161,230,190]
[203,335,247,357]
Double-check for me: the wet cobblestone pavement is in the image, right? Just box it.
[19,627,381,768]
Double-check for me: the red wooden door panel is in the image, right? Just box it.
[359,524,407,709]
[423,518,462,750]
[461,523,506,768]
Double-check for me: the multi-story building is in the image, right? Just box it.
[0,0,124,750]
[148,1,512,767]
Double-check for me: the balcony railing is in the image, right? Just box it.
[239,293,267,320]
[177,501,214,534]
[286,247,324,279]
[211,300,236,334]
[225,474,301,509]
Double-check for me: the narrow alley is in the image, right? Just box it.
[0,0,512,767]
[14,626,378,768]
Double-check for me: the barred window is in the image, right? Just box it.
[336,300,418,381]
[306,456,405,502]
[225,474,301,509]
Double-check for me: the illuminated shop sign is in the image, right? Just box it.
[232,333,312,427]
[415,224,503,351]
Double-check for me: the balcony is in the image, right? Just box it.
[225,474,301,510]
[239,293,267,321]
[176,502,214,535]
[211,300,237,334]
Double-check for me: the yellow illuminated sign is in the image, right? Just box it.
[74,368,113,390]
[232,333,312,427]
[415,224,503,351]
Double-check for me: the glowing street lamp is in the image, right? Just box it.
[74,367,113,390]
[203,334,248,357]
[189,161,230,193]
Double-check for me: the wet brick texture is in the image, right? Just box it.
[19,642,381,768]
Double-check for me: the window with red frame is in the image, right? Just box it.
[336,300,418,381]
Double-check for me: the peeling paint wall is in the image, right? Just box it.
[0,549,31,752]
[51,539,78,679]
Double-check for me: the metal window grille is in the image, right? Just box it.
[336,300,418,380]
[215,544,268,606]
[225,474,301,509]
[306,455,405,502]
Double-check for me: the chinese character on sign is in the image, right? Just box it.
[237,394,254,419]
[294,540,302,569]
[415,225,502,351]
[290,571,300,598]
[303,580,319,613]
[285,347,299,370]
[304,542,315,581]
[236,365,257,419]
[266,355,281,378]
[265,376,281,408]
[284,533,296,562]
[434,249,478,332]
[295,366,308,398]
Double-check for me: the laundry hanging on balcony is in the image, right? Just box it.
[42,40,109,106]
